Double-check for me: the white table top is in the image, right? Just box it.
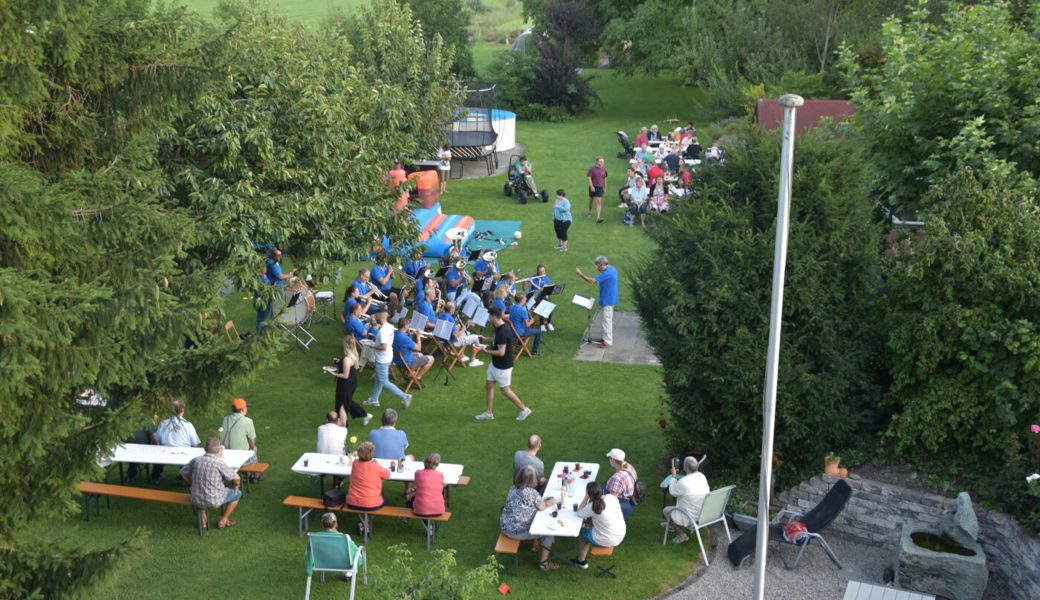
[108,443,255,470]
[290,453,464,485]
[529,461,600,538]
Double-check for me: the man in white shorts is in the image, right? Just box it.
[475,307,531,422]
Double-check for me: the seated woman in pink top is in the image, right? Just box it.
[407,452,446,517]
[346,441,390,534]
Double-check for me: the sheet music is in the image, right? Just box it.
[533,300,556,318]
[472,306,489,327]
[392,306,408,323]
[526,294,538,309]
[460,293,480,318]
[409,311,428,333]
[572,294,595,310]
[433,318,455,341]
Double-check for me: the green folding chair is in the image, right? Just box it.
[305,531,367,600]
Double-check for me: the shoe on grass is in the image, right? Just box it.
[672,531,689,544]
[517,407,532,421]
[469,359,484,367]
[363,398,380,406]
[475,412,494,421]
[570,558,589,570]
[402,394,412,409]
[362,413,373,426]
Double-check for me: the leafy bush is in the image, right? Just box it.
[881,169,1040,526]
[841,2,1040,215]
[369,545,498,600]
[632,126,882,483]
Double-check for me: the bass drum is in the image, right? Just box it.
[279,279,315,326]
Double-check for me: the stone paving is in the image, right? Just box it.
[574,310,660,366]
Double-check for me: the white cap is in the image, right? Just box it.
[606,448,626,462]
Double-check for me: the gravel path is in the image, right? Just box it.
[657,526,892,600]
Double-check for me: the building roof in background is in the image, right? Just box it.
[755,98,855,133]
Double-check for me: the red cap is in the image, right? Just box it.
[231,398,247,410]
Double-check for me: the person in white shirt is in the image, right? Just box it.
[662,456,710,544]
[316,410,349,455]
[363,310,412,409]
[150,399,200,483]
[570,481,626,569]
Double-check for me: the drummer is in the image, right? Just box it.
[256,247,296,331]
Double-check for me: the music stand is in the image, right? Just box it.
[572,294,596,346]
[429,320,459,386]
[472,278,486,297]
[434,266,450,278]
[467,249,482,261]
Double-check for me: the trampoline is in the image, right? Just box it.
[449,82,499,178]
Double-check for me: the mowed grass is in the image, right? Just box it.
[33,70,714,598]
[178,0,365,25]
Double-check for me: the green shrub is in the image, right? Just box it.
[881,169,1040,526]
[632,125,882,484]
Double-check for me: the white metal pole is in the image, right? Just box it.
[753,93,803,600]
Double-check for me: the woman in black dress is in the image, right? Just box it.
[324,335,372,427]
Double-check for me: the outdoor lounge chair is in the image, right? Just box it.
[726,479,852,570]
[304,531,367,600]
[663,484,735,567]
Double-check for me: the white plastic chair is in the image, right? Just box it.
[663,484,735,566]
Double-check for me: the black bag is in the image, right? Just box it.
[322,487,346,509]
[631,479,647,506]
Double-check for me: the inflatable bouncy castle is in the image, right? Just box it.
[410,205,475,258]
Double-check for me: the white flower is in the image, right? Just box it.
[1026,473,1040,484]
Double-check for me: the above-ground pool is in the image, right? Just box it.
[451,108,516,152]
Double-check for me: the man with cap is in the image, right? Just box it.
[220,398,258,477]
[180,438,242,530]
[603,448,639,521]
[575,256,619,348]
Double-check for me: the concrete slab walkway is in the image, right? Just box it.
[574,310,660,366]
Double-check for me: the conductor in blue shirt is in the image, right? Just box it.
[576,255,618,348]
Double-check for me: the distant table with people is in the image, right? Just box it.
[528,460,601,539]
[290,452,464,492]
[105,443,255,483]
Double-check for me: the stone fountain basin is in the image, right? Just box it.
[894,524,988,600]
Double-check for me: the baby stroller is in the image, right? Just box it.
[502,154,549,204]
[705,145,725,166]
[616,131,636,159]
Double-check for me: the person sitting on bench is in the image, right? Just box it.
[180,438,241,530]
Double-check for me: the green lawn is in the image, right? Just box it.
[34,70,713,598]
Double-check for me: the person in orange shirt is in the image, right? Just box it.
[346,441,390,537]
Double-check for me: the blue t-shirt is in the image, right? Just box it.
[508,304,529,332]
[345,315,367,341]
[404,259,426,279]
[416,298,437,324]
[473,258,496,281]
[491,298,507,314]
[530,274,550,291]
[595,266,619,307]
[444,267,464,296]
[369,427,408,460]
[352,278,370,297]
[343,297,359,321]
[553,197,572,221]
[371,265,392,293]
[392,330,416,366]
[266,259,284,288]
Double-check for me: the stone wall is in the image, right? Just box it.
[774,474,1040,600]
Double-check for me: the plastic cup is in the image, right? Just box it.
[303,459,309,467]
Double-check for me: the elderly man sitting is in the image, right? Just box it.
[180,438,242,530]
[662,456,710,544]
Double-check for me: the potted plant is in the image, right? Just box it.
[824,452,847,477]
[726,483,761,531]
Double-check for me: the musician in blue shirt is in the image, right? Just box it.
[403,254,427,279]
[496,272,517,298]
[576,255,619,348]
[491,285,510,315]
[344,302,369,342]
[472,251,500,304]
[525,264,554,331]
[341,284,371,323]
[414,288,438,331]
[508,293,542,355]
[392,318,433,380]
[443,262,468,302]
[439,301,484,366]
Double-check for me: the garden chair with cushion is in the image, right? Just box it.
[726,479,852,570]
[304,531,367,600]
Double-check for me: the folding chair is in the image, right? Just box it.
[430,332,468,372]
[664,484,734,567]
[304,531,367,600]
[394,351,424,393]
[224,320,240,343]
[509,320,533,360]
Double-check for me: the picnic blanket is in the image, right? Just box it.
[464,220,522,253]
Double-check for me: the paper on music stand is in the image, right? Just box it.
[472,306,489,327]
[460,295,479,318]
[392,306,408,323]
[533,300,556,319]
[572,294,595,310]
[433,318,455,341]
[409,311,428,333]
[526,294,538,309]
